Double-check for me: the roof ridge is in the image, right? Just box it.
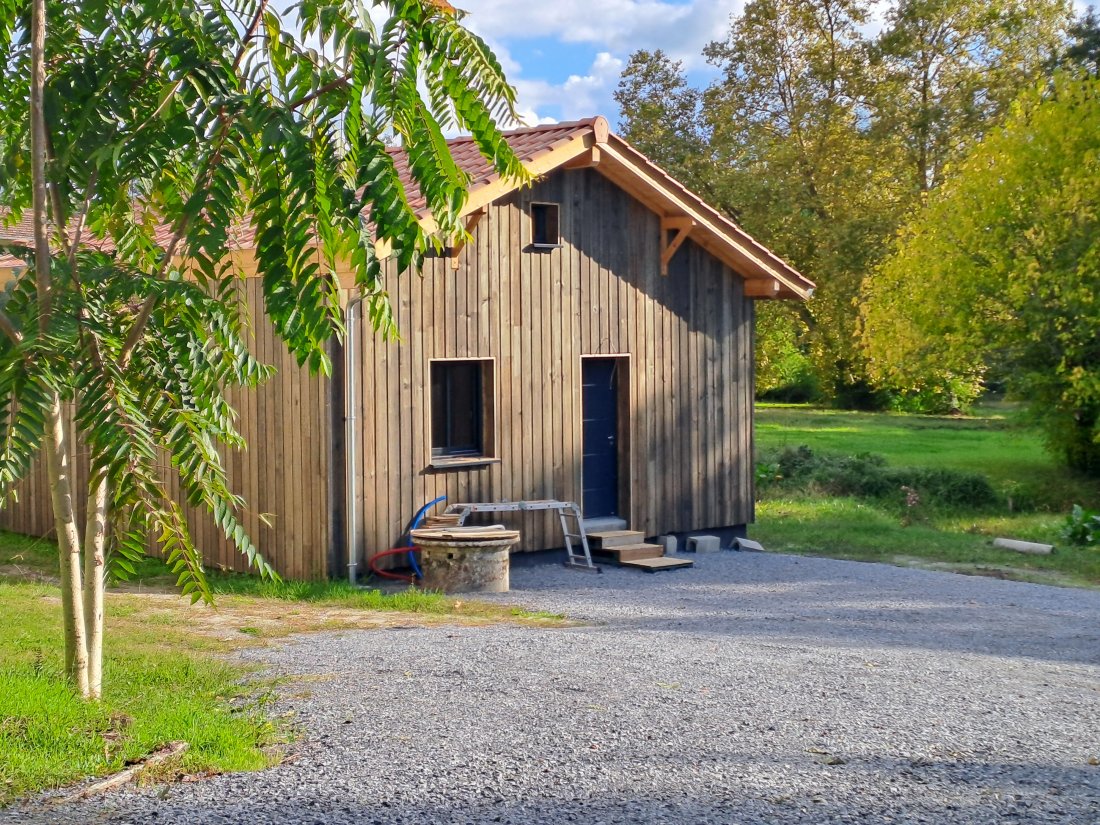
[382,117,600,152]
[450,117,599,143]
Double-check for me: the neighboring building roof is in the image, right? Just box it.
[0,117,813,299]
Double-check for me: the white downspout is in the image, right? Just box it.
[345,292,364,584]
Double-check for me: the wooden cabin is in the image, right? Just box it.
[0,117,813,580]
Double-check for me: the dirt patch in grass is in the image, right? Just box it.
[889,556,1096,590]
[116,591,571,645]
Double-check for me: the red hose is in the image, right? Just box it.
[368,547,421,583]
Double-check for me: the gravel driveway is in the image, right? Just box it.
[10,552,1100,824]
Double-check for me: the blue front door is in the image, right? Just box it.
[582,359,620,518]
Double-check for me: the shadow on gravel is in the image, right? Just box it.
[593,600,1100,668]
[506,559,1100,668]
[81,757,1098,825]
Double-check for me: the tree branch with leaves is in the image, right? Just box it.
[0,0,527,700]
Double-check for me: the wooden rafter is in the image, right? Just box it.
[448,208,487,269]
[659,215,694,276]
[743,279,780,299]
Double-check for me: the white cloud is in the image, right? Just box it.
[459,0,742,123]
[509,52,625,123]
[460,0,737,69]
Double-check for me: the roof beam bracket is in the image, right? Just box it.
[660,216,695,276]
[564,146,601,169]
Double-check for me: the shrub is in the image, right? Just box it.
[774,444,818,478]
[757,370,821,404]
[757,445,998,510]
[1062,505,1100,547]
[904,467,998,509]
[811,453,895,499]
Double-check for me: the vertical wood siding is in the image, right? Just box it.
[1,167,756,578]
[353,167,755,560]
[0,278,331,581]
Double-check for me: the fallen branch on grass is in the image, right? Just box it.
[63,741,189,802]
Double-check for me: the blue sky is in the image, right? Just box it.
[456,0,1093,129]
[456,0,746,127]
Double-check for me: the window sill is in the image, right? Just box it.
[529,243,562,250]
[429,456,501,471]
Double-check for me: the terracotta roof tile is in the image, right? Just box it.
[0,214,34,246]
[391,118,598,214]
[2,119,597,251]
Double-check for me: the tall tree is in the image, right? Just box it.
[703,0,904,403]
[0,0,525,699]
[614,50,708,191]
[1060,6,1100,75]
[873,0,1072,194]
[615,0,1075,405]
[862,74,1100,473]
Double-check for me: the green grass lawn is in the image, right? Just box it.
[0,533,559,805]
[0,574,279,805]
[752,403,1100,587]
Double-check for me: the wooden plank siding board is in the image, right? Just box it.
[566,177,584,507]
[0,164,760,573]
[642,203,658,536]
[0,276,336,580]
[546,182,563,545]
[745,298,756,526]
[706,251,720,526]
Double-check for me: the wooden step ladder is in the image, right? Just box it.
[444,499,600,572]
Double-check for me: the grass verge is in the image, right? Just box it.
[0,577,280,805]
[0,533,563,805]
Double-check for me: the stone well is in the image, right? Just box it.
[410,526,521,594]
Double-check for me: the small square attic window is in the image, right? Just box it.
[530,202,560,247]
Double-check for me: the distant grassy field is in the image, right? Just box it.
[752,403,1100,587]
[756,402,1098,509]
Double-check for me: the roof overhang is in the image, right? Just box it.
[417,116,814,301]
[593,138,813,299]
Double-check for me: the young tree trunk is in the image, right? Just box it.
[44,398,90,695]
[83,475,109,700]
[31,0,91,698]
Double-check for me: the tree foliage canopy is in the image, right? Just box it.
[616,0,1077,407]
[861,73,1100,474]
[874,0,1071,192]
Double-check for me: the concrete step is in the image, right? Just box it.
[588,530,646,550]
[591,542,665,562]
